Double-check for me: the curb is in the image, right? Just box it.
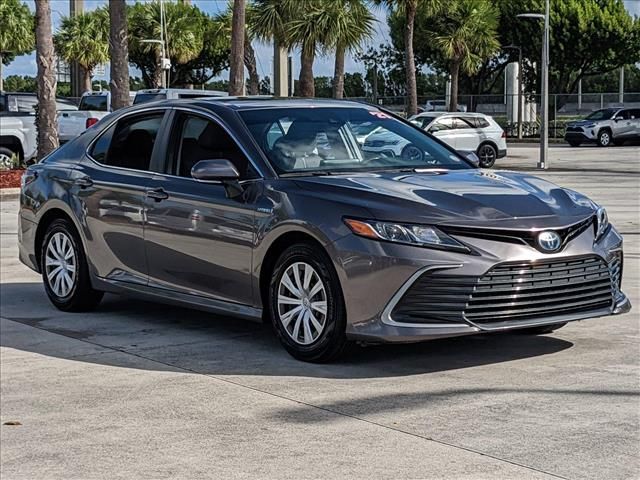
[0,188,20,202]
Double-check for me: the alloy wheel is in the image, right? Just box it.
[45,232,77,298]
[599,132,610,146]
[478,144,496,167]
[277,262,327,345]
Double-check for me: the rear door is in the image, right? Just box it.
[612,109,634,140]
[75,109,168,285]
[453,116,479,151]
[143,109,259,306]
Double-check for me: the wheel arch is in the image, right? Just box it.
[34,206,83,272]
[476,139,498,153]
[0,135,25,159]
[257,229,331,318]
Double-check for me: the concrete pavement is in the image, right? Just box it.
[1,145,639,479]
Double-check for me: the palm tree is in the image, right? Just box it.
[34,0,58,159]
[431,0,500,112]
[244,32,260,95]
[374,0,444,115]
[109,0,130,110]
[229,0,245,95]
[326,0,376,99]
[129,1,205,88]
[0,0,35,91]
[55,9,109,94]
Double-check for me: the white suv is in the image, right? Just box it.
[410,112,507,167]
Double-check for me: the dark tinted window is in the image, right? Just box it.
[454,117,474,129]
[133,93,167,105]
[628,109,640,119]
[91,112,164,170]
[172,113,255,179]
[473,117,490,128]
[79,95,109,111]
[89,123,115,163]
[430,117,455,132]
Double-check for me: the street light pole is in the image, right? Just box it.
[517,0,550,169]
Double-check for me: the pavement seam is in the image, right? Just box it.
[1,316,568,480]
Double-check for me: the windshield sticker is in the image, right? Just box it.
[368,111,391,120]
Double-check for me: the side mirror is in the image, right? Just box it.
[614,116,624,122]
[191,159,243,198]
[463,151,480,167]
[191,159,240,182]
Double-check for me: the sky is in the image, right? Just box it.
[3,0,639,84]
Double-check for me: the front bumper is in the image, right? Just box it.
[565,131,597,144]
[329,225,630,343]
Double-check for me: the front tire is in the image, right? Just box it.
[269,243,348,362]
[567,140,581,147]
[597,130,612,147]
[41,218,103,312]
[477,143,497,168]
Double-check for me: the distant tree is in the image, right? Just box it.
[0,0,34,91]
[35,0,58,159]
[343,72,367,97]
[109,0,130,110]
[129,1,205,88]
[314,76,333,97]
[55,9,109,94]
[3,75,37,93]
[373,0,445,115]
[580,65,640,93]
[325,0,376,98]
[431,0,500,111]
[259,76,271,94]
[229,0,245,95]
[206,79,230,91]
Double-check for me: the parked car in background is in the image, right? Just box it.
[133,88,228,105]
[424,99,467,112]
[18,98,629,362]
[388,112,506,168]
[564,108,640,147]
[58,91,137,143]
[1,92,77,163]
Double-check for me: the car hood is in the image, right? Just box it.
[567,119,606,127]
[294,169,597,229]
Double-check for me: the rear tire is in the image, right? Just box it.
[0,147,16,169]
[269,243,348,362]
[597,130,612,147]
[41,218,103,312]
[518,322,567,335]
[477,143,497,168]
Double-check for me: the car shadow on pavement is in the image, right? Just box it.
[1,282,574,379]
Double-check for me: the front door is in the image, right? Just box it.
[144,111,258,306]
[612,109,635,140]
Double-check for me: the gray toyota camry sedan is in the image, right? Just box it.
[18,98,630,361]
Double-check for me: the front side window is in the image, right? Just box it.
[90,112,164,170]
[171,113,255,179]
[454,117,474,129]
[240,107,471,175]
[429,117,455,132]
[585,109,617,121]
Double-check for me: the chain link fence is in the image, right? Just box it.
[347,92,640,138]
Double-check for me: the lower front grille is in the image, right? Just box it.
[465,256,613,324]
[390,255,614,326]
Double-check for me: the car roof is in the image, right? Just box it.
[136,88,227,95]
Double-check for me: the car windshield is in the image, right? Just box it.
[239,107,472,175]
[585,109,617,121]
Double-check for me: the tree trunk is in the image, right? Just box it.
[81,66,92,94]
[35,0,58,160]
[449,60,460,112]
[244,33,260,95]
[228,0,245,95]
[152,50,163,88]
[332,44,345,99]
[109,0,130,110]
[404,1,418,116]
[298,45,315,98]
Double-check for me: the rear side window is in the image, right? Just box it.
[133,93,167,105]
[80,95,109,111]
[454,117,474,129]
[473,117,491,128]
[90,112,164,170]
[429,117,455,132]
[628,109,640,119]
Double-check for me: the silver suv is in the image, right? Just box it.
[565,108,640,147]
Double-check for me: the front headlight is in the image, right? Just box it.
[595,206,609,242]
[344,218,470,252]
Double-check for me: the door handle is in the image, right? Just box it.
[146,187,169,201]
[74,177,93,188]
